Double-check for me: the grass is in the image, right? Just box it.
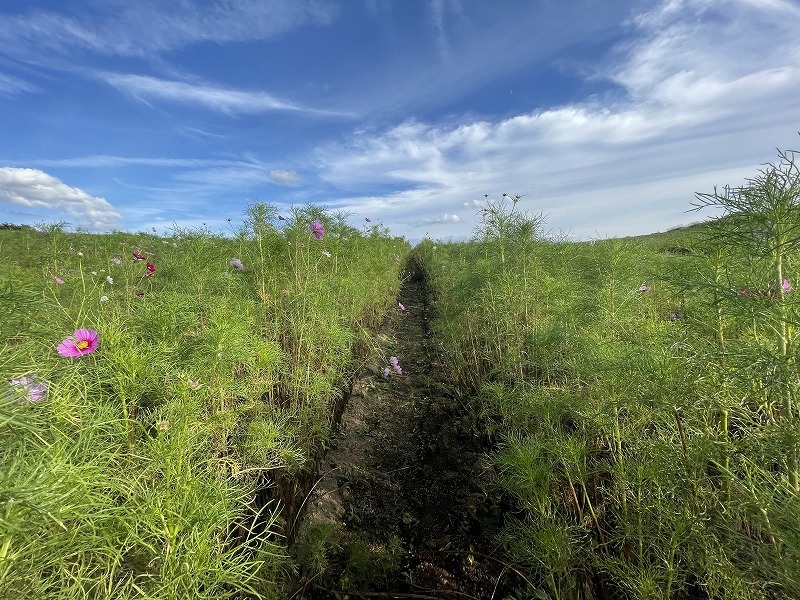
[0,205,408,598]
[417,148,800,599]
[4,145,800,599]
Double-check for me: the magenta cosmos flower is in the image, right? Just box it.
[57,329,99,357]
[310,221,325,239]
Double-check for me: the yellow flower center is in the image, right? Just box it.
[76,340,89,351]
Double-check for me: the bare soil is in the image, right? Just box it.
[289,266,524,599]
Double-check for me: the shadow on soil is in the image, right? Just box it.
[289,259,525,599]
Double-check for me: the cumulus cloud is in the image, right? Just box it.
[0,168,122,231]
[268,169,303,186]
[415,213,462,226]
[315,0,800,240]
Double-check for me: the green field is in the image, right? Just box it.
[3,150,800,599]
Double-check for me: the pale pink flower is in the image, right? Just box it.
[9,375,48,404]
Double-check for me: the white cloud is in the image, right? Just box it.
[0,72,38,97]
[0,1,336,58]
[29,155,247,168]
[316,0,800,241]
[268,170,303,186]
[0,168,122,231]
[101,73,348,117]
[415,213,462,226]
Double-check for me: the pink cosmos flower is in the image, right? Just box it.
[187,380,200,389]
[310,221,325,239]
[639,285,651,292]
[10,375,48,404]
[57,329,99,357]
[156,421,169,431]
[230,258,245,271]
[382,368,390,379]
[782,279,791,292]
[398,302,406,311]
[112,257,121,266]
[53,275,65,285]
[132,252,145,260]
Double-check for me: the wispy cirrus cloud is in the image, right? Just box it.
[0,168,122,231]
[26,155,248,168]
[0,72,39,97]
[0,0,336,59]
[100,73,349,117]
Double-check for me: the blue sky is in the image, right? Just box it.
[1,0,799,241]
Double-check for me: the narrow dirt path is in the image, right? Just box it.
[291,262,520,599]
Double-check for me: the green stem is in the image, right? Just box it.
[613,404,627,521]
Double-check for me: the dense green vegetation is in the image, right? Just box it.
[420,149,800,598]
[3,146,800,599]
[0,206,408,598]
